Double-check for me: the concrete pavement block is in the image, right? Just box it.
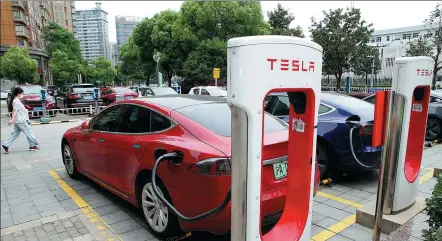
[356,196,426,234]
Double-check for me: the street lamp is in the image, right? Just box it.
[153,52,161,86]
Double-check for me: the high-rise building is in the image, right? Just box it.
[115,15,141,63]
[108,42,118,66]
[0,0,55,85]
[73,2,109,62]
[51,0,75,32]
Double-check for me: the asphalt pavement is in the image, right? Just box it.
[0,122,440,241]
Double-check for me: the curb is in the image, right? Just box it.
[30,119,80,126]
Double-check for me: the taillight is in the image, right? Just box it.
[188,158,231,176]
[69,93,79,100]
[360,124,373,135]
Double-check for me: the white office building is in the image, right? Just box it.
[73,2,109,62]
[369,24,439,79]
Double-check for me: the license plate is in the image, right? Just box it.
[83,96,93,100]
[33,107,42,110]
[273,161,288,180]
[125,96,133,99]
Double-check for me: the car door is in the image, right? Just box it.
[73,105,125,182]
[104,104,151,194]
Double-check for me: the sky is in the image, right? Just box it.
[74,1,437,43]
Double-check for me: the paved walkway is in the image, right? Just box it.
[1,122,441,241]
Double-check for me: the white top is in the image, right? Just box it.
[12,98,29,123]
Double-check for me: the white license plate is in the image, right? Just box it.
[83,96,93,100]
[273,161,288,180]
[125,96,133,99]
[33,107,42,110]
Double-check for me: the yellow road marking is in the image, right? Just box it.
[311,214,356,241]
[48,170,123,241]
[316,191,363,208]
[54,168,64,171]
[419,169,434,184]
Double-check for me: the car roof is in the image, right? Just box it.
[137,95,226,110]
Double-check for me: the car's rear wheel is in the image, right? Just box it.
[317,142,338,179]
[426,117,442,141]
[139,177,180,238]
[62,143,79,179]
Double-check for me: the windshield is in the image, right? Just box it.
[176,103,287,137]
[152,87,178,95]
[21,86,43,94]
[209,87,227,97]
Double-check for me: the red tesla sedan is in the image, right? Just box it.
[100,87,138,105]
[61,95,320,238]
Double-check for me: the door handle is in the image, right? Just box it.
[97,139,104,143]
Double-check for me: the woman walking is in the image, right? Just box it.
[1,87,39,153]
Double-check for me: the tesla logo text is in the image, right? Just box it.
[267,58,315,72]
[416,69,433,76]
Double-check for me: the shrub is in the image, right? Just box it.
[423,174,442,241]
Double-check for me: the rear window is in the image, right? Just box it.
[176,103,287,136]
[72,85,95,93]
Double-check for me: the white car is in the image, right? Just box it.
[188,86,227,97]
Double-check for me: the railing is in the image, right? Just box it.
[12,1,26,10]
[0,106,107,120]
[15,28,29,38]
[321,86,391,93]
[13,13,26,24]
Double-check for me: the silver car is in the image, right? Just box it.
[362,90,442,141]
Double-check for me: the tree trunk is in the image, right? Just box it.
[335,75,342,90]
[433,62,438,90]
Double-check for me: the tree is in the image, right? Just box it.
[43,22,83,61]
[406,37,434,57]
[267,3,304,37]
[0,46,38,84]
[407,3,442,89]
[88,57,117,86]
[49,50,82,86]
[352,46,381,85]
[310,8,374,89]
[118,37,146,85]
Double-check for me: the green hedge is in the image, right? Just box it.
[423,174,442,241]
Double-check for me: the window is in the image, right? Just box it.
[116,105,172,133]
[91,105,125,132]
[386,36,390,41]
[140,88,154,96]
[177,103,287,137]
[17,40,25,46]
[151,111,172,132]
[201,89,210,95]
[13,11,22,18]
[426,33,433,38]
[412,33,419,38]
[319,104,333,114]
[364,95,376,104]
[402,34,411,40]
[65,20,68,26]
[57,13,64,17]
[395,35,400,40]
[376,37,381,42]
[386,57,395,67]
[193,88,200,95]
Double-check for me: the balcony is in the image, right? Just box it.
[16,28,29,39]
[12,1,26,10]
[13,13,26,24]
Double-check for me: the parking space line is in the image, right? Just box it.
[316,191,363,208]
[419,168,434,184]
[310,214,356,241]
[48,170,123,241]
[54,167,65,171]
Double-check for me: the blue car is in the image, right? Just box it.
[264,92,382,178]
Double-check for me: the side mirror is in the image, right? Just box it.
[80,121,90,131]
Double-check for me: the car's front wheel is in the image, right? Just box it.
[317,142,338,179]
[139,178,180,238]
[426,117,442,141]
[62,143,80,179]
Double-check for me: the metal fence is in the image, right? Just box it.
[1,106,106,121]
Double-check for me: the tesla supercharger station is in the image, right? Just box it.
[227,36,322,241]
[383,57,433,214]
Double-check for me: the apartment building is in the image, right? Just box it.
[73,2,109,62]
[108,42,118,66]
[0,0,55,85]
[52,0,75,32]
[115,15,141,64]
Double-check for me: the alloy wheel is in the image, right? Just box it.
[63,145,75,175]
[141,182,169,233]
[316,147,327,176]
